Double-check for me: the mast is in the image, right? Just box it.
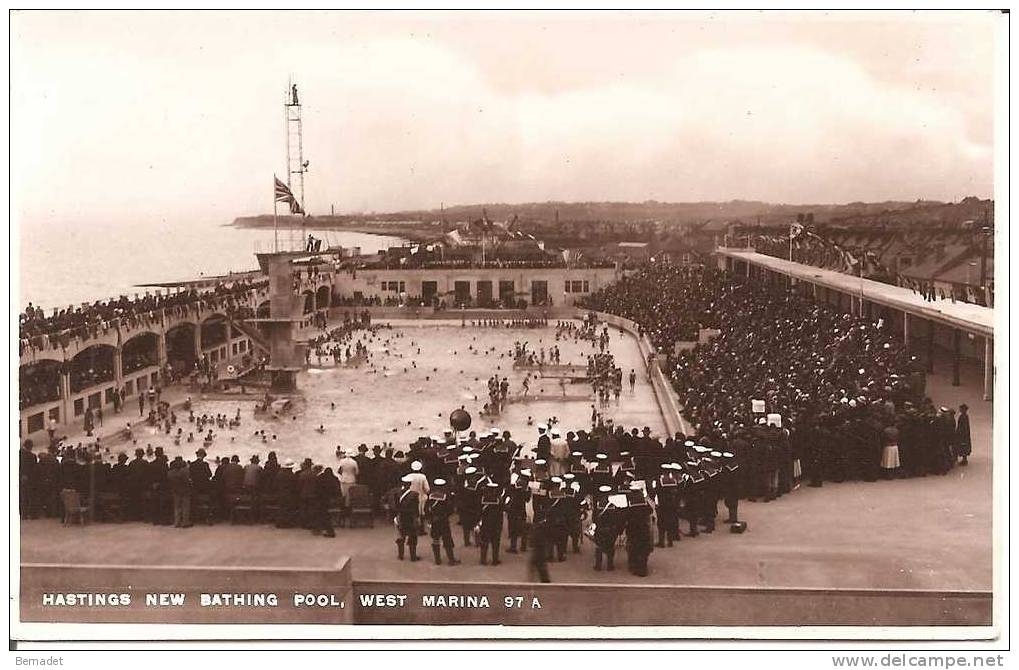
[285,77,309,251]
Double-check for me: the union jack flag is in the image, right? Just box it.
[274,176,304,215]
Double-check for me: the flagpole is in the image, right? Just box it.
[273,181,279,253]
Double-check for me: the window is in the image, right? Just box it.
[27,413,44,433]
[565,280,588,293]
[382,280,406,292]
[48,407,60,422]
[73,398,84,417]
[88,392,101,410]
[124,380,134,396]
[105,388,115,404]
[582,280,590,293]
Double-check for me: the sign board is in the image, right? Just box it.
[751,399,766,414]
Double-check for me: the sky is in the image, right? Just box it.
[10,10,1000,229]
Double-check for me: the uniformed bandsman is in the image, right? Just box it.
[394,474,421,561]
[653,463,681,547]
[505,470,531,554]
[625,485,654,577]
[426,478,460,566]
[562,474,584,554]
[591,485,622,571]
[478,481,505,565]
[458,465,483,547]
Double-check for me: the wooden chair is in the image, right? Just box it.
[60,489,89,526]
[229,493,256,524]
[347,484,374,528]
[192,493,215,525]
[98,492,124,523]
[328,495,348,528]
[259,495,280,525]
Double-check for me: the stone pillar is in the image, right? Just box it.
[903,312,910,348]
[157,333,168,369]
[983,337,993,401]
[60,369,71,430]
[113,345,124,391]
[952,329,961,387]
[194,322,203,361]
[926,320,935,374]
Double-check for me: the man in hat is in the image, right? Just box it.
[190,443,211,494]
[125,447,150,521]
[505,471,531,554]
[929,407,954,474]
[562,475,585,554]
[426,478,460,565]
[354,444,373,490]
[19,440,37,519]
[297,458,317,528]
[406,460,430,528]
[592,485,623,571]
[652,464,680,547]
[478,482,505,566]
[457,466,483,546]
[336,448,359,504]
[313,467,340,538]
[545,478,570,562]
[274,459,299,528]
[625,485,654,577]
[167,456,192,528]
[394,475,421,561]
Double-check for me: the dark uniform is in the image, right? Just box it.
[562,476,584,553]
[652,465,680,546]
[546,485,569,562]
[478,483,505,565]
[720,450,741,524]
[679,459,705,537]
[19,442,37,519]
[591,487,623,571]
[505,477,531,553]
[425,480,460,565]
[457,469,484,546]
[394,483,421,561]
[625,489,654,577]
[273,465,299,528]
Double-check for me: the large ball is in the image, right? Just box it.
[449,409,472,432]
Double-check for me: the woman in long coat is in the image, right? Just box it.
[955,404,972,466]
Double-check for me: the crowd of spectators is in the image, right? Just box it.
[581,264,721,351]
[19,279,269,347]
[586,260,973,488]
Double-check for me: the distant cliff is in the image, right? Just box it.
[232,197,992,238]
[230,215,440,242]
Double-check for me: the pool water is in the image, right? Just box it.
[133,319,665,465]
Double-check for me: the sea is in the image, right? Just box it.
[18,221,405,312]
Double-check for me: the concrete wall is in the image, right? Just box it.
[586,310,691,437]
